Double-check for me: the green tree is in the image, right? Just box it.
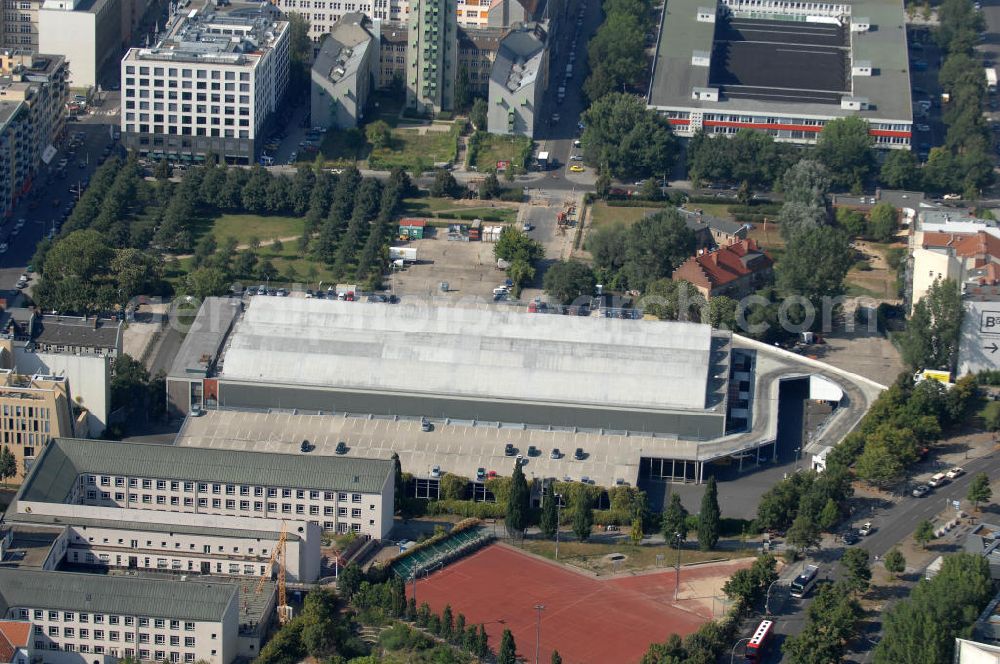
[841,547,872,594]
[454,65,473,111]
[441,604,454,640]
[777,225,854,301]
[543,260,596,304]
[620,209,697,291]
[818,498,840,531]
[899,278,963,371]
[875,553,992,664]
[815,116,876,189]
[506,459,530,537]
[787,513,821,550]
[495,226,545,265]
[967,472,992,511]
[880,149,922,189]
[507,259,536,297]
[184,267,230,300]
[595,172,612,199]
[835,207,867,238]
[640,178,661,200]
[551,651,563,664]
[391,452,405,514]
[572,489,594,542]
[366,120,392,150]
[478,173,501,200]
[477,624,489,657]
[630,518,644,546]
[498,628,517,664]
[580,93,678,180]
[439,473,468,501]
[883,548,905,578]
[285,12,312,96]
[914,519,935,549]
[868,202,898,243]
[707,295,738,330]
[470,98,488,130]
[540,488,559,539]
[429,168,460,198]
[781,159,831,208]
[697,477,720,551]
[0,445,16,487]
[661,493,689,546]
[641,278,705,321]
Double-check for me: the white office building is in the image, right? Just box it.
[119,1,289,164]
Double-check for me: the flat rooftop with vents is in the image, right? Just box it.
[648,0,912,146]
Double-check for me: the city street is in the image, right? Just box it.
[0,108,119,290]
[762,448,1000,663]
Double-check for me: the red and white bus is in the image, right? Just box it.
[744,619,773,663]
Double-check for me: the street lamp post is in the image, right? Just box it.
[534,604,545,664]
[673,532,682,602]
[730,637,751,664]
[554,493,562,560]
[765,579,780,616]
[794,446,801,469]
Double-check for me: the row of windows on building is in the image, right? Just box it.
[125,114,251,126]
[125,65,252,80]
[26,610,197,629]
[86,475,365,502]
[36,626,197,648]
[32,643,202,662]
[83,489,371,517]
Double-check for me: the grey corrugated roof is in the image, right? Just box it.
[221,298,714,412]
[17,438,393,504]
[5,502,301,541]
[0,568,237,622]
[167,297,243,379]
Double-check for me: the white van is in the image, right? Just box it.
[928,472,949,487]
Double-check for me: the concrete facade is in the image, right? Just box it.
[38,0,121,87]
[120,1,289,165]
[310,13,374,130]
[0,370,76,484]
[487,23,546,136]
[405,0,457,113]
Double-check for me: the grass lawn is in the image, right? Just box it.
[521,538,752,574]
[589,202,659,229]
[683,202,734,220]
[473,133,533,172]
[400,197,518,224]
[209,213,305,246]
[367,124,461,171]
[318,129,367,166]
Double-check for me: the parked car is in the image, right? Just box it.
[335,441,348,455]
[504,443,516,456]
[929,472,949,487]
[912,484,931,498]
[300,440,312,453]
[430,465,441,478]
[420,417,432,432]
[946,466,965,479]
[842,530,860,545]
[527,445,539,457]
[859,522,875,537]
[550,448,562,459]
[476,467,486,480]
[573,447,585,460]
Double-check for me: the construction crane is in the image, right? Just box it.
[253,521,293,624]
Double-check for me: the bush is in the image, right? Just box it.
[426,499,506,519]
[498,187,525,202]
[605,199,673,208]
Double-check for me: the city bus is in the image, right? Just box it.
[790,564,819,598]
[744,620,773,663]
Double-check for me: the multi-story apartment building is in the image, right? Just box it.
[0,370,77,483]
[120,1,289,164]
[0,568,252,664]
[487,22,545,135]
[0,51,68,165]
[16,437,395,540]
[0,0,41,52]
[405,0,457,113]
[0,308,123,360]
[0,50,65,217]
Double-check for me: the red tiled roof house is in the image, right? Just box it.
[671,239,774,299]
